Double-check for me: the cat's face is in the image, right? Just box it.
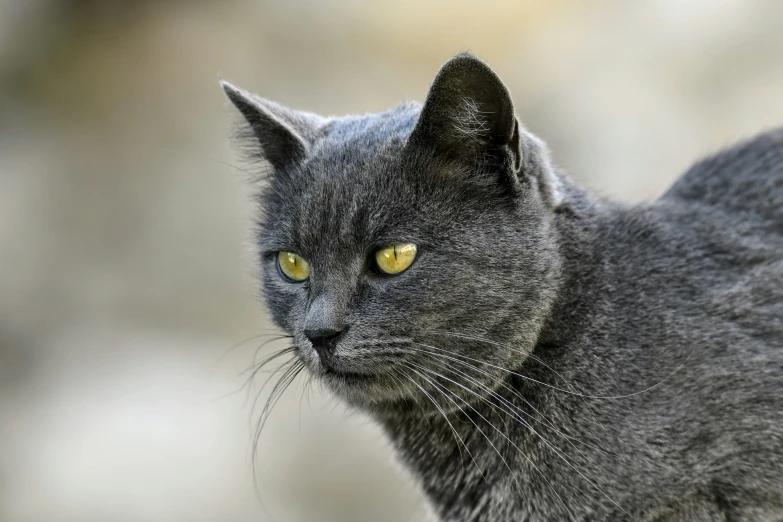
[225,54,564,412]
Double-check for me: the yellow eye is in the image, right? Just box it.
[277,251,310,282]
[375,243,417,275]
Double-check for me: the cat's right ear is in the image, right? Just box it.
[221,81,321,172]
[408,53,519,175]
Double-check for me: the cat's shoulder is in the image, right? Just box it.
[661,128,783,228]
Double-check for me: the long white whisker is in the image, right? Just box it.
[413,335,691,400]
[413,354,620,502]
[407,360,632,520]
[251,359,305,491]
[423,330,568,380]
[422,330,609,432]
[404,362,576,522]
[396,368,473,481]
[409,342,617,458]
[402,364,523,488]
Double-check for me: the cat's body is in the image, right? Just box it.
[223,54,783,521]
[383,141,783,521]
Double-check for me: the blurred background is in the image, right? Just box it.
[1,1,782,520]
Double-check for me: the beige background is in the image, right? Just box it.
[1,1,782,521]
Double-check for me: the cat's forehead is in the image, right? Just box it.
[321,102,421,148]
[280,149,420,251]
[259,102,503,254]
[261,108,441,252]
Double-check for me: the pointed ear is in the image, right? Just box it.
[221,81,322,172]
[408,53,521,175]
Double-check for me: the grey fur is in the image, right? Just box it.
[222,53,783,521]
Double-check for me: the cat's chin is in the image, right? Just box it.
[321,367,377,386]
[316,367,411,409]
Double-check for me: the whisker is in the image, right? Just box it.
[241,346,298,404]
[251,334,294,363]
[408,343,617,458]
[422,330,609,433]
[210,342,295,402]
[242,342,296,377]
[252,359,305,489]
[397,370,472,481]
[411,355,621,509]
[414,335,692,400]
[251,357,298,434]
[303,371,315,412]
[408,361,631,520]
[402,362,576,520]
[423,330,569,381]
[216,331,293,366]
[389,370,435,427]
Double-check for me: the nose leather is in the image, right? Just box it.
[305,327,343,361]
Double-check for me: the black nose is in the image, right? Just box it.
[304,327,344,361]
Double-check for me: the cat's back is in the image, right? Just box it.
[656,129,783,327]
[596,129,783,401]
[581,134,783,520]
[662,128,783,233]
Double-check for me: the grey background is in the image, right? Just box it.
[1,1,782,520]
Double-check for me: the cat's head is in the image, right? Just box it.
[224,53,565,412]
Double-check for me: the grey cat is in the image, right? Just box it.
[222,53,783,521]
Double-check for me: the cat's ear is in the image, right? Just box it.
[221,81,322,171]
[409,53,522,177]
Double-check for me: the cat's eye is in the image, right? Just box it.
[277,251,310,282]
[374,243,417,275]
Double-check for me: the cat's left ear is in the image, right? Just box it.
[408,53,524,189]
[221,81,323,173]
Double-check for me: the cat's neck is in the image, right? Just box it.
[538,183,617,348]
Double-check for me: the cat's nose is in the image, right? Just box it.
[304,327,344,361]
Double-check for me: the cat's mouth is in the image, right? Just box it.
[308,341,378,384]
[300,340,388,393]
[322,367,376,385]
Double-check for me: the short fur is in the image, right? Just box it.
[223,53,783,521]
